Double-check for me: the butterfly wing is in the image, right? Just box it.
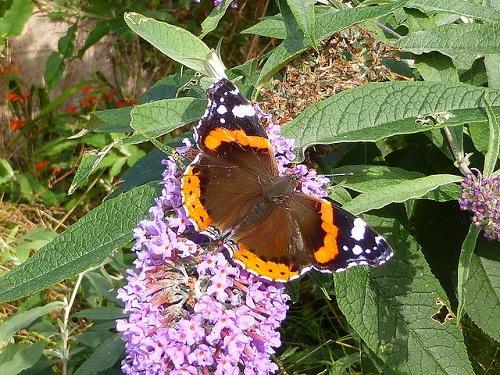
[228,192,393,281]
[228,198,314,281]
[288,194,394,273]
[181,78,278,236]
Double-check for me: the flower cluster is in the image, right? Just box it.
[68,85,137,114]
[116,110,330,373]
[459,171,500,241]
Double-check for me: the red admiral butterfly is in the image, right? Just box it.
[181,77,393,282]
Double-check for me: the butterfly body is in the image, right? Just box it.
[181,78,393,282]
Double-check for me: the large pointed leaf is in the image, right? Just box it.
[73,333,124,375]
[335,220,474,374]
[396,23,500,70]
[241,18,287,39]
[341,174,462,215]
[130,97,206,138]
[407,0,500,22]
[0,0,34,37]
[0,183,162,303]
[124,12,211,75]
[199,0,234,38]
[457,224,479,320]
[286,0,317,50]
[281,81,500,159]
[464,241,500,342]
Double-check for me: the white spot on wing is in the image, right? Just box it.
[232,104,255,118]
[351,218,367,241]
[352,245,363,255]
[217,105,227,115]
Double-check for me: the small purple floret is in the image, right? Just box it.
[459,171,500,241]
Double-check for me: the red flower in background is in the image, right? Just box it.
[10,119,26,131]
[51,166,62,175]
[115,99,127,108]
[67,106,78,114]
[81,95,97,108]
[35,161,49,172]
[6,93,28,104]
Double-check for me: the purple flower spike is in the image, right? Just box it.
[459,171,500,241]
[117,106,334,373]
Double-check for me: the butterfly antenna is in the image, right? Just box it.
[204,51,228,80]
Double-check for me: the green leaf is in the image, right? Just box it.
[0,341,45,375]
[69,151,101,194]
[200,0,233,39]
[331,165,425,193]
[139,72,199,104]
[15,227,57,263]
[88,107,133,133]
[482,96,500,178]
[0,157,15,184]
[426,128,454,160]
[108,148,167,199]
[130,97,206,138]
[341,174,462,215]
[257,0,408,88]
[464,243,500,342]
[331,165,459,203]
[396,24,500,70]
[0,182,162,303]
[44,51,65,91]
[414,53,459,83]
[286,0,317,50]
[406,0,500,22]
[58,23,76,57]
[468,122,489,153]
[73,333,124,375]
[69,140,121,195]
[484,55,500,88]
[405,7,436,33]
[0,301,65,344]
[72,306,126,320]
[457,224,479,321]
[241,18,287,39]
[330,165,460,202]
[0,0,34,37]
[335,221,474,374]
[124,12,211,75]
[77,20,111,58]
[281,81,500,159]
[83,271,119,305]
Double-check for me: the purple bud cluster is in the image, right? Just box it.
[459,172,500,241]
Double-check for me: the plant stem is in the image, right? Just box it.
[61,272,84,375]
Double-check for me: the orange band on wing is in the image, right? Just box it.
[233,246,299,282]
[313,201,340,264]
[181,166,213,231]
[204,128,271,151]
